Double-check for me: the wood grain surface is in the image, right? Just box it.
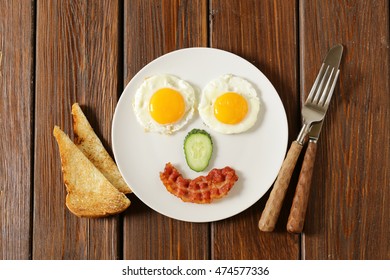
[300,0,390,259]
[1,0,389,260]
[0,0,34,260]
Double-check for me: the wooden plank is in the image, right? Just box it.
[0,0,34,260]
[34,0,121,259]
[300,0,390,259]
[123,0,209,259]
[210,0,300,259]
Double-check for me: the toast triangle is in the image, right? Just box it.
[53,126,130,218]
[71,103,131,194]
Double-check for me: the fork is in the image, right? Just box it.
[258,45,342,232]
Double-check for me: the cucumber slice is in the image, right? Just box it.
[184,129,213,172]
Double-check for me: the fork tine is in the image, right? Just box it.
[306,63,325,103]
[324,69,340,108]
[318,67,335,106]
[313,65,331,104]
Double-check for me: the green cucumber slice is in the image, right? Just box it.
[184,129,213,172]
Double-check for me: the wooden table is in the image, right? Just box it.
[1,0,389,260]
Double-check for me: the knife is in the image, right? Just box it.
[286,46,343,234]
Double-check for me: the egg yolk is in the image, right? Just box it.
[214,92,248,124]
[149,88,185,124]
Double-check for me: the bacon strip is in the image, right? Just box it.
[160,162,238,204]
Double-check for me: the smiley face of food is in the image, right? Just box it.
[131,74,260,204]
[198,74,260,134]
[133,74,196,134]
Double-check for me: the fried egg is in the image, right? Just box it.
[133,74,196,134]
[198,74,260,134]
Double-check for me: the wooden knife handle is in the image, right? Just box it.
[259,141,303,232]
[287,141,317,233]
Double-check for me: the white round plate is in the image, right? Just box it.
[112,48,288,222]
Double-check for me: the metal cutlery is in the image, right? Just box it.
[258,45,343,232]
[287,46,343,233]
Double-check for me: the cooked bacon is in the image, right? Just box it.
[160,162,238,204]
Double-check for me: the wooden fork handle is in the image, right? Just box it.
[287,141,317,233]
[259,141,303,232]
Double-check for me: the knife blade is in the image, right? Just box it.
[308,121,323,142]
[286,45,343,234]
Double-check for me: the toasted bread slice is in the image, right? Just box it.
[71,103,131,194]
[53,126,130,218]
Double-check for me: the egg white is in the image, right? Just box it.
[133,74,196,134]
[198,74,260,134]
